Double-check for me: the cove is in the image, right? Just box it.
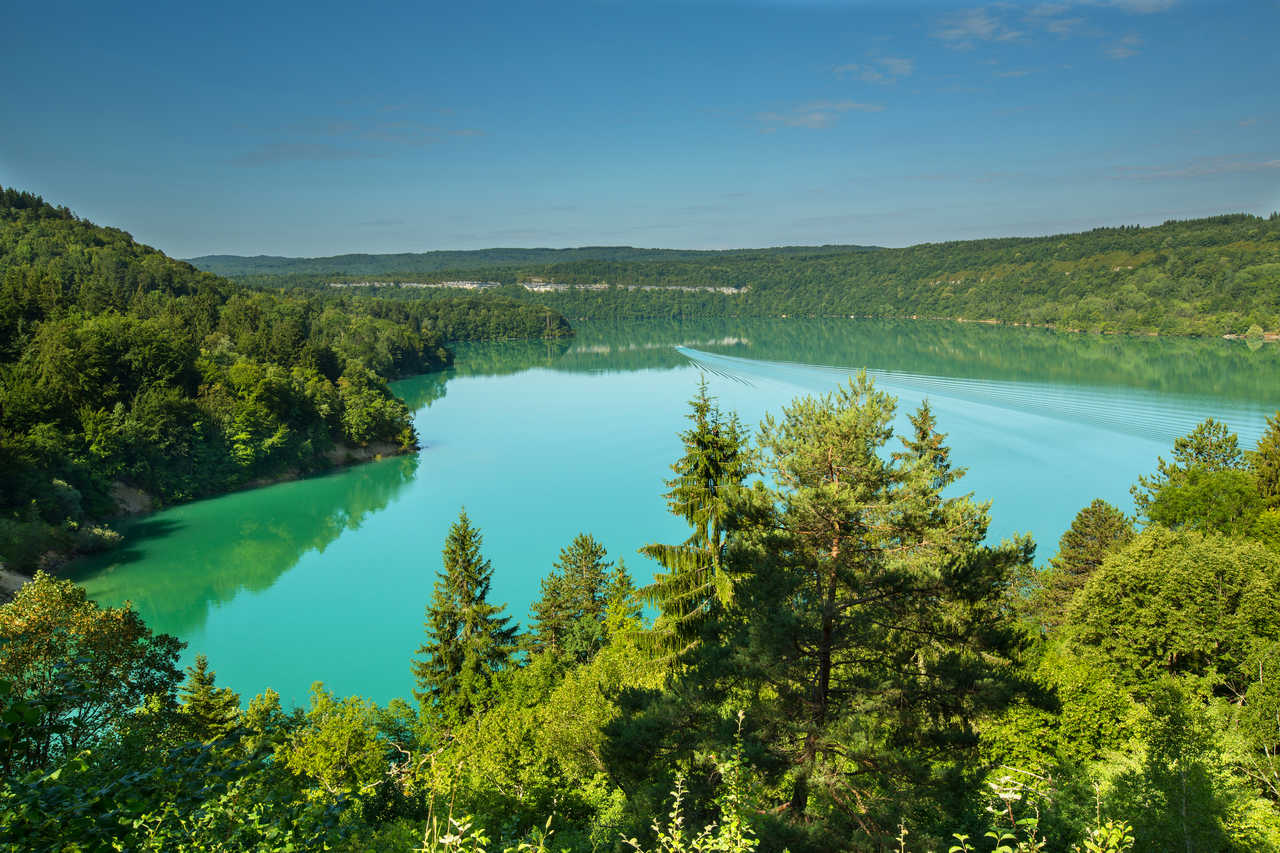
[69,318,1280,708]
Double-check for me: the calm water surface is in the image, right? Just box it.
[71,319,1280,707]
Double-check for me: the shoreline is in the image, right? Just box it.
[787,313,1278,341]
[1,439,417,603]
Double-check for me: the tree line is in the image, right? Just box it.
[2,374,1279,850]
[0,188,570,573]
[219,212,1280,337]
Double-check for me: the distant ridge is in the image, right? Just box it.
[184,212,1280,337]
[186,244,881,277]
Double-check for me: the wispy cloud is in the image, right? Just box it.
[756,100,884,131]
[1027,2,1074,17]
[879,57,915,77]
[997,69,1033,78]
[231,112,485,166]
[1114,155,1280,180]
[1096,0,1177,12]
[1044,16,1086,35]
[834,55,916,83]
[833,56,915,83]
[1106,33,1142,58]
[932,2,1173,52]
[1240,117,1258,127]
[231,143,380,167]
[932,7,1024,48]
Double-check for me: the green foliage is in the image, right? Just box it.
[622,374,1036,849]
[413,510,518,729]
[1067,527,1280,695]
[1033,500,1134,627]
[1095,679,1280,851]
[1252,412,1280,508]
[528,533,632,664]
[0,733,349,852]
[639,380,753,646]
[1076,820,1135,853]
[0,571,184,772]
[7,329,1280,848]
[0,187,571,572]
[1145,467,1265,536]
[1132,418,1246,519]
[177,654,241,743]
[279,683,389,801]
[222,212,1280,337]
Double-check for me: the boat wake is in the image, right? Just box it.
[675,346,1271,447]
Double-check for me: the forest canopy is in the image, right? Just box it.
[0,188,569,572]
[208,212,1280,336]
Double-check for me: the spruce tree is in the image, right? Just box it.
[178,654,241,742]
[639,379,752,645]
[1034,499,1134,627]
[411,510,516,727]
[528,533,620,663]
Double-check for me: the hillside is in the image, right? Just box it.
[188,243,880,278]
[202,213,1280,336]
[0,188,570,572]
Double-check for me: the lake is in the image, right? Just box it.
[70,318,1280,708]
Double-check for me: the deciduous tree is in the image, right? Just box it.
[0,571,184,771]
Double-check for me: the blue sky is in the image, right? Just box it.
[4,0,1277,257]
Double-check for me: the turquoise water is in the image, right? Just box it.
[71,319,1280,707]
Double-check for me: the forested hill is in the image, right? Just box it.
[212,213,1280,336]
[0,188,570,573]
[188,243,879,277]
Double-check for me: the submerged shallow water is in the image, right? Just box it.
[71,319,1280,707]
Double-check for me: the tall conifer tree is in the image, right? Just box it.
[639,379,752,645]
[411,510,516,727]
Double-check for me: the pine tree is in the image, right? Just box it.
[178,654,241,742]
[411,510,516,727]
[660,375,1032,840]
[639,379,753,645]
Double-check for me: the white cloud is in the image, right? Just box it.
[932,7,1023,48]
[1114,155,1280,180]
[932,1,1173,52]
[1106,33,1142,58]
[833,56,914,83]
[1027,2,1074,16]
[879,57,915,77]
[1095,0,1177,12]
[757,100,884,130]
[1044,16,1085,35]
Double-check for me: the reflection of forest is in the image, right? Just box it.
[405,318,1280,404]
[69,454,419,636]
